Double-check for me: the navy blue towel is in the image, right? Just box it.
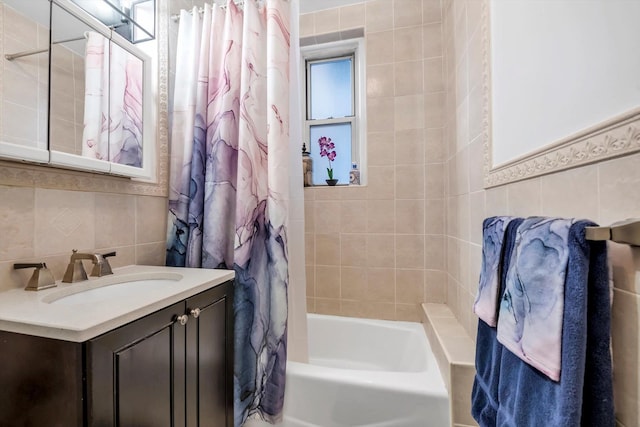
[472,219,614,427]
[471,218,522,426]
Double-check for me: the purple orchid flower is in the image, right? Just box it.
[318,136,338,180]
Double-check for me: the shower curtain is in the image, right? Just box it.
[82,31,143,166]
[166,1,291,425]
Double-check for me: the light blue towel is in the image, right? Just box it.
[473,216,518,327]
[495,220,614,426]
[497,217,574,381]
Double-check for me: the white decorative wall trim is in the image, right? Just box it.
[0,0,169,198]
[482,0,640,188]
[154,0,169,197]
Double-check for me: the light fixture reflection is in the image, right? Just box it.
[70,0,155,43]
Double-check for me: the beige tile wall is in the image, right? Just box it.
[0,186,168,292]
[49,43,85,156]
[443,0,640,425]
[1,4,49,149]
[302,0,447,322]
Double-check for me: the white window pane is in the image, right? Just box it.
[309,58,353,120]
[310,123,352,185]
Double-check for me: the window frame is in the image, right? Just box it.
[301,38,366,186]
[306,54,355,120]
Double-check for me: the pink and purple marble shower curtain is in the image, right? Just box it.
[166,2,291,425]
[82,31,143,166]
[82,32,110,161]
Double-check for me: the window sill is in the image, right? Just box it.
[306,184,365,188]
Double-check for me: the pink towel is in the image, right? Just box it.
[496,217,574,381]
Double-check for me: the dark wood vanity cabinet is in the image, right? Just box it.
[0,280,234,427]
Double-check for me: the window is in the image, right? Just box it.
[302,39,366,186]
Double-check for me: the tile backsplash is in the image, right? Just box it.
[0,185,167,292]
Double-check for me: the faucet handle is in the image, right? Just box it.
[14,263,57,291]
[102,251,116,259]
[90,251,116,277]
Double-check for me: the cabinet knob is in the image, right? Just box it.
[190,308,201,318]
[175,314,189,326]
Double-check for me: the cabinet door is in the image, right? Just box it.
[185,281,234,427]
[0,332,83,427]
[87,301,187,427]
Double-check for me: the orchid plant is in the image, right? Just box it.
[318,136,337,180]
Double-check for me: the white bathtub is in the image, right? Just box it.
[248,314,450,427]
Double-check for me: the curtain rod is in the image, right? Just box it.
[170,0,289,22]
[171,1,245,22]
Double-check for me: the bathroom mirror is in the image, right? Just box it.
[484,0,640,187]
[0,0,51,164]
[0,0,156,180]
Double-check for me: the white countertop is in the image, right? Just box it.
[0,265,235,342]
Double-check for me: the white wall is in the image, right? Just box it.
[490,0,640,166]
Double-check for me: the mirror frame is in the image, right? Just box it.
[482,0,640,188]
[0,0,168,196]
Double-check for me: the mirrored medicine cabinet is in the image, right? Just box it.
[0,0,157,180]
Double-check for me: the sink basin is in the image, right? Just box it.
[43,272,183,305]
[0,265,235,342]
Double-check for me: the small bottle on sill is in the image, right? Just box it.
[349,162,360,185]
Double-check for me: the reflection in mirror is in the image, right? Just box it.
[131,1,155,43]
[49,2,92,157]
[0,0,50,162]
[50,1,144,169]
[70,0,155,44]
[0,0,157,180]
[84,33,144,166]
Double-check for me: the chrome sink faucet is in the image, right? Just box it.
[62,250,116,283]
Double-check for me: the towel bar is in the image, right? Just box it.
[585,218,640,246]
